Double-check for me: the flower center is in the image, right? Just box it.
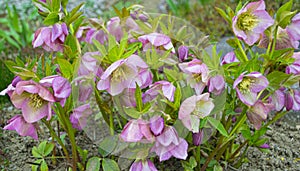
[193,74,202,82]
[112,65,130,82]
[239,77,254,92]
[237,13,258,31]
[29,94,45,109]
[193,101,206,118]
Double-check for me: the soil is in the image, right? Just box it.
[0,101,299,171]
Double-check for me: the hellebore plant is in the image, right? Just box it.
[1,0,300,170]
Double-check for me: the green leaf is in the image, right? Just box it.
[40,160,48,171]
[276,0,294,28]
[189,156,197,168]
[32,147,43,158]
[254,138,268,147]
[44,143,54,156]
[123,107,142,119]
[207,117,229,137]
[61,0,68,9]
[98,136,118,157]
[102,158,120,171]
[51,0,61,12]
[215,7,231,24]
[226,38,239,49]
[38,141,47,155]
[77,147,88,164]
[241,129,251,140]
[174,82,182,108]
[135,83,143,112]
[86,157,101,171]
[210,91,226,115]
[57,58,73,79]
[266,71,290,90]
[43,12,59,26]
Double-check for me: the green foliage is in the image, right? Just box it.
[31,141,55,171]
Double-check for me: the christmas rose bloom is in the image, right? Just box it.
[192,130,204,146]
[208,75,225,95]
[143,81,176,102]
[0,76,21,97]
[69,104,93,130]
[129,159,157,171]
[178,93,214,133]
[232,0,274,45]
[285,89,300,111]
[246,100,269,130]
[286,13,300,44]
[138,33,175,53]
[269,88,285,111]
[32,23,68,52]
[120,119,154,143]
[97,55,152,96]
[233,72,269,106]
[40,75,71,107]
[4,115,38,140]
[151,126,188,161]
[178,59,209,95]
[178,45,189,62]
[221,51,239,65]
[286,52,300,75]
[259,27,299,49]
[11,80,56,123]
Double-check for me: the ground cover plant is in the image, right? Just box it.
[1,0,300,170]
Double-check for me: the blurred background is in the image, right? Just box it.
[0,0,299,104]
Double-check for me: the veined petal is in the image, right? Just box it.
[22,99,49,123]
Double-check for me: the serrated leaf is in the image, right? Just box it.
[266,71,290,90]
[215,7,231,24]
[102,158,120,171]
[174,82,181,108]
[38,141,47,155]
[57,58,73,79]
[207,117,228,137]
[276,0,294,28]
[86,157,101,171]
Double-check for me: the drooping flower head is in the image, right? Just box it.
[97,55,152,96]
[69,104,93,130]
[151,126,188,161]
[129,159,158,171]
[178,93,214,133]
[233,72,269,106]
[232,0,274,45]
[11,80,56,123]
[4,115,38,140]
[246,100,269,130]
[221,51,239,65]
[120,119,154,143]
[32,23,68,52]
[138,33,175,53]
[285,89,300,111]
[286,13,300,45]
[286,52,300,75]
[178,59,209,95]
[143,81,176,102]
[178,45,189,62]
[208,75,225,95]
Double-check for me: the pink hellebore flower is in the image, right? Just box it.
[269,88,285,111]
[0,76,21,97]
[129,159,157,171]
[221,51,239,65]
[151,126,188,161]
[78,52,102,77]
[178,45,189,62]
[69,104,93,130]
[120,119,154,143]
[178,59,209,95]
[246,100,269,130]
[40,75,71,107]
[259,27,299,49]
[97,55,152,96]
[285,89,300,111]
[143,81,176,102]
[259,143,270,149]
[11,80,55,123]
[107,17,141,41]
[85,28,107,44]
[286,13,300,44]
[4,115,38,140]
[232,0,274,46]
[233,72,269,106]
[32,23,68,52]
[149,116,164,136]
[286,52,300,75]
[192,130,204,146]
[208,75,225,95]
[178,93,214,133]
[138,33,175,53]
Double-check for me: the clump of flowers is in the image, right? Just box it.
[1,0,300,170]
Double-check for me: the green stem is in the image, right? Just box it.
[229,140,249,160]
[270,26,279,58]
[109,112,115,136]
[234,145,249,168]
[196,145,201,170]
[42,120,70,163]
[236,38,248,62]
[229,108,247,137]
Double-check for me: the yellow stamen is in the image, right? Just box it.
[29,94,44,109]
[237,13,258,31]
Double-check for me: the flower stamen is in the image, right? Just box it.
[237,13,258,31]
[29,94,45,109]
